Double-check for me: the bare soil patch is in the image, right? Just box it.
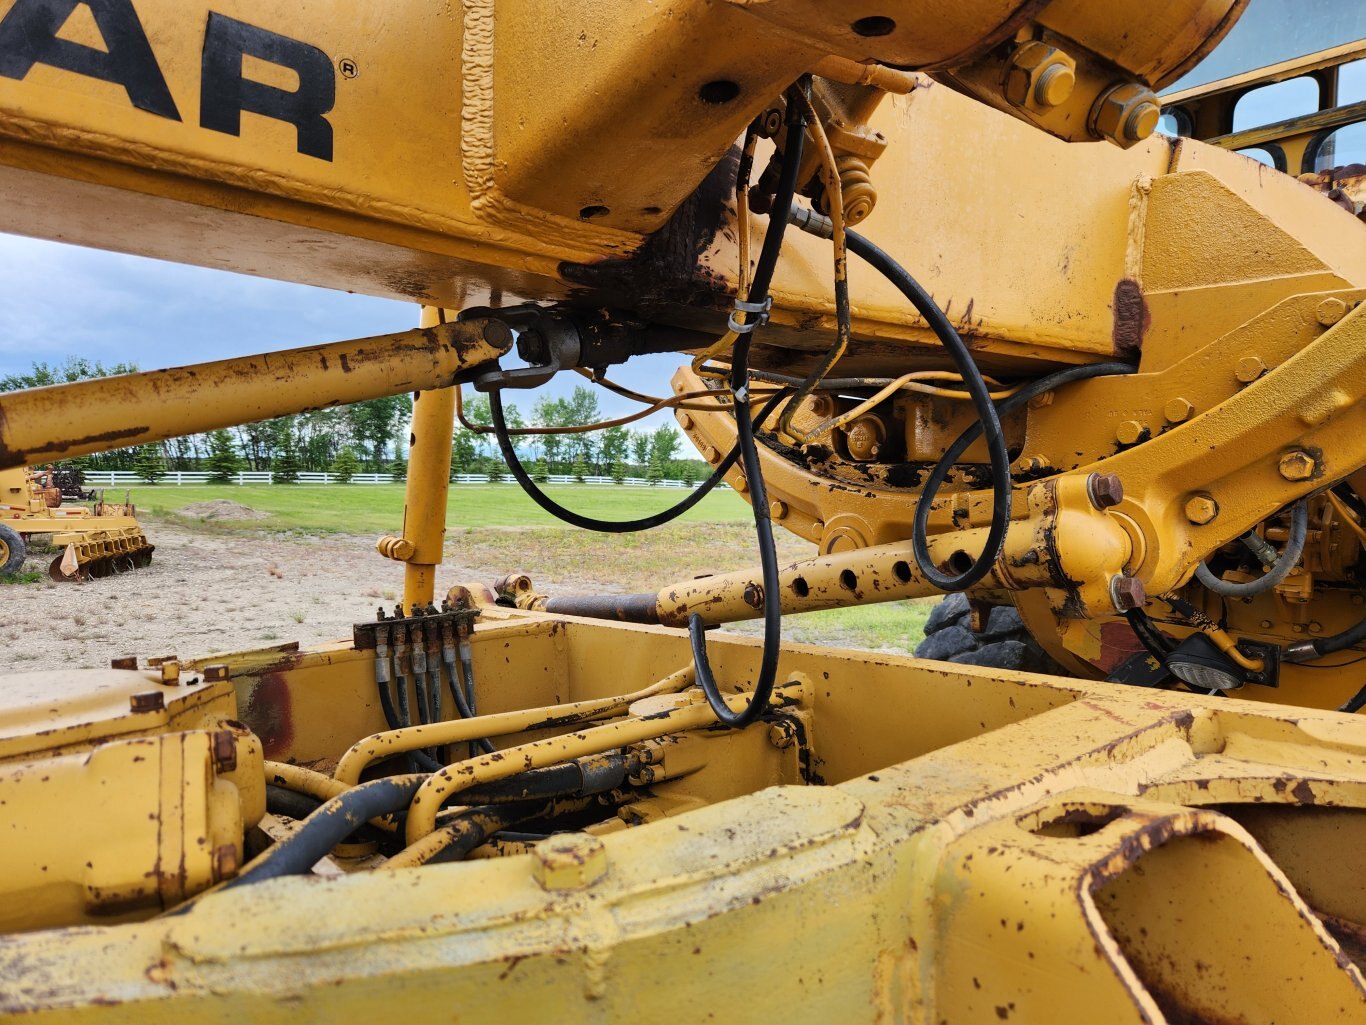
[177,500,271,521]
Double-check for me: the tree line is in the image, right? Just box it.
[1,358,704,484]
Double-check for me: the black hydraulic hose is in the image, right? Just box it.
[1195,499,1309,598]
[487,387,789,534]
[265,784,324,820]
[224,775,426,889]
[1340,685,1366,714]
[918,362,1137,579]
[1291,616,1366,663]
[687,84,809,730]
[442,645,496,757]
[1124,608,1175,662]
[422,801,551,866]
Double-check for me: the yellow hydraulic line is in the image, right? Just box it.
[334,666,696,785]
[400,683,794,849]
[401,307,461,608]
[265,761,347,802]
[0,321,513,470]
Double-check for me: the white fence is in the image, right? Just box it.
[81,470,717,489]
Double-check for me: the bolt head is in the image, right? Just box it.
[676,411,693,430]
[1317,296,1348,326]
[532,832,607,890]
[743,583,764,609]
[1115,420,1145,446]
[1110,575,1147,612]
[1184,495,1219,525]
[770,500,788,520]
[1163,397,1194,424]
[130,691,164,714]
[1279,450,1316,481]
[1235,356,1266,384]
[1003,42,1076,110]
[1087,472,1124,510]
[1092,83,1161,146]
[211,730,238,774]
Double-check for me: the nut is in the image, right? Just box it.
[130,691,165,714]
[1087,472,1124,510]
[109,656,138,670]
[1003,42,1076,111]
[1235,356,1266,383]
[770,500,788,520]
[211,730,238,774]
[1317,296,1348,326]
[1184,495,1218,525]
[1115,420,1146,446]
[1091,83,1161,146]
[743,583,764,609]
[676,411,693,430]
[1110,575,1147,612]
[159,660,181,684]
[203,663,230,682]
[734,475,748,494]
[1279,450,1316,481]
[532,832,607,890]
[1163,397,1194,424]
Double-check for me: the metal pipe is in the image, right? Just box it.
[403,682,799,844]
[0,319,513,470]
[400,307,463,607]
[333,666,695,785]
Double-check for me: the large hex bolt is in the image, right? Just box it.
[1110,574,1147,612]
[1003,42,1077,110]
[1087,472,1124,510]
[1279,450,1317,481]
[532,832,607,890]
[1184,495,1219,525]
[1091,83,1161,146]
[1317,297,1348,326]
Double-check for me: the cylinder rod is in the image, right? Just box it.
[0,320,512,469]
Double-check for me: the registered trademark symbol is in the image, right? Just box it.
[338,57,358,79]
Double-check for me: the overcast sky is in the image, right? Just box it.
[0,232,687,441]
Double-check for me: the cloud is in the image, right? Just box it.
[0,233,694,436]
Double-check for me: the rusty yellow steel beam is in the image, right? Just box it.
[0,320,512,470]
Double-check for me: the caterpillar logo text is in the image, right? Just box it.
[0,0,336,160]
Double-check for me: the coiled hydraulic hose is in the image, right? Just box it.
[1194,500,1309,598]
[789,209,1012,592]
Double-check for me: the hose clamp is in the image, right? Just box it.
[728,296,772,335]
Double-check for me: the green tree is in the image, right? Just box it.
[330,446,361,483]
[631,430,651,469]
[531,459,550,484]
[680,462,699,486]
[646,452,664,486]
[205,430,242,484]
[274,443,301,484]
[531,395,568,472]
[611,460,626,485]
[348,395,412,471]
[572,452,589,483]
[650,424,682,466]
[599,425,630,475]
[133,444,165,484]
[388,456,407,482]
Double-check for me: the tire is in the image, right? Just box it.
[0,524,26,575]
[915,592,1068,675]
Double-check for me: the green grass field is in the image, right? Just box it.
[131,484,755,533]
[125,483,935,653]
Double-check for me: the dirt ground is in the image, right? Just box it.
[1,517,828,673]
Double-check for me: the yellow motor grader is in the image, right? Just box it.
[0,464,152,579]
[3,0,1366,1021]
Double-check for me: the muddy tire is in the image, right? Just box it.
[0,525,26,575]
[914,592,1068,675]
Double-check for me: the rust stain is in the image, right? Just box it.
[1111,279,1149,360]
[241,673,295,759]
